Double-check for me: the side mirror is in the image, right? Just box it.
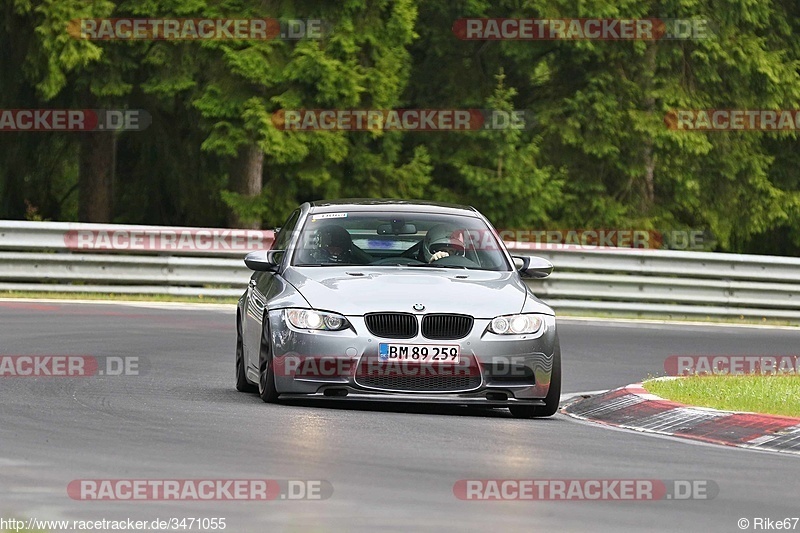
[244,250,284,271]
[512,255,553,279]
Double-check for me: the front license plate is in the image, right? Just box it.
[379,343,460,363]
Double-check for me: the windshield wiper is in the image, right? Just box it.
[406,263,469,269]
[296,262,363,267]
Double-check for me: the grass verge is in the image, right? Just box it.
[643,375,800,417]
[0,290,238,305]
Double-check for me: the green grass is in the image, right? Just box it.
[643,376,800,417]
[0,290,238,305]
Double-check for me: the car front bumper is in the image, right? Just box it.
[266,310,558,406]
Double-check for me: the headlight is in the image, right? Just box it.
[285,309,349,331]
[488,314,543,335]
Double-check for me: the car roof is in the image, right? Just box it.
[308,199,479,216]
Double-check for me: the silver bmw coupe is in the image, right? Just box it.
[235,199,561,418]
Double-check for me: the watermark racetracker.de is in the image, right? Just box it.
[664,355,800,376]
[490,228,708,251]
[0,109,150,132]
[453,479,719,501]
[452,18,711,41]
[63,227,274,252]
[68,479,333,501]
[665,110,800,131]
[68,18,325,40]
[0,355,146,377]
[271,109,532,131]
[429,228,709,251]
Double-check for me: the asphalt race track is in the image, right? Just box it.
[1,300,799,532]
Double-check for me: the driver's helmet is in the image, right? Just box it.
[422,224,466,262]
[316,225,353,263]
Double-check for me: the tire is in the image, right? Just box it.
[257,317,279,403]
[236,314,257,393]
[509,337,562,419]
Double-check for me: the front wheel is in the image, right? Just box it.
[509,338,562,419]
[235,315,257,393]
[258,320,279,403]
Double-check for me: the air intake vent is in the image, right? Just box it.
[354,352,483,393]
[421,314,473,340]
[357,372,481,392]
[364,313,418,339]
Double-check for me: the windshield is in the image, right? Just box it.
[291,211,511,271]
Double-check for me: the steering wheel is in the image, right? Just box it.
[429,254,480,268]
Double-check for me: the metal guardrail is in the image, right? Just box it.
[0,220,274,257]
[523,248,800,320]
[1,221,799,320]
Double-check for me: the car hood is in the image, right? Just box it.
[282,267,551,318]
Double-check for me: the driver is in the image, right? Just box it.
[310,224,373,264]
[316,224,356,263]
[421,224,466,263]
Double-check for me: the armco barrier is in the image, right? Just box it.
[523,247,800,320]
[1,221,799,320]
